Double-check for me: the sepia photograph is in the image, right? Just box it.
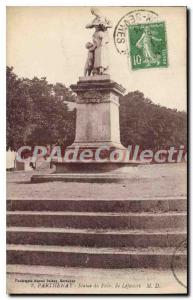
[6,5,187,294]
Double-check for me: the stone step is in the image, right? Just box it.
[7,211,186,230]
[7,227,187,248]
[7,244,187,269]
[7,197,187,212]
[30,173,132,183]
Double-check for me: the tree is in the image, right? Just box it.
[6,67,76,151]
[7,68,187,153]
[25,77,76,147]
[119,91,187,151]
[6,67,34,150]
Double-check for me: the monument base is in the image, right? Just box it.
[30,75,145,184]
[69,75,126,150]
[31,160,144,183]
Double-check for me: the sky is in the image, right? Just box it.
[7,6,187,111]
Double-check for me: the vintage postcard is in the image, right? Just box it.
[6,6,187,294]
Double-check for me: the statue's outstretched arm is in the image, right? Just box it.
[89,44,97,50]
[86,22,94,29]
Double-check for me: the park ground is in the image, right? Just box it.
[7,163,187,294]
[7,162,187,200]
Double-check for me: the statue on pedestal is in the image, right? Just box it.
[84,8,112,76]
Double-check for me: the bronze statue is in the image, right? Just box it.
[85,8,112,76]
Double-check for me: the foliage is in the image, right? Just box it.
[7,68,187,152]
[6,67,76,151]
[6,67,34,150]
[119,91,187,151]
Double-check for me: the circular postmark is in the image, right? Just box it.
[171,239,187,289]
[113,9,159,55]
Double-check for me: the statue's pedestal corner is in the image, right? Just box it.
[78,74,111,82]
[71,75,126,97]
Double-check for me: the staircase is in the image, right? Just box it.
[7,197,187,269]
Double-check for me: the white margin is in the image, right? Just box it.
[0,1,191,299]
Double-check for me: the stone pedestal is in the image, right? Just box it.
[69,75,125,151]
[31,75,142,183]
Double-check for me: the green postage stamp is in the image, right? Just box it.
[128,22,168,70]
